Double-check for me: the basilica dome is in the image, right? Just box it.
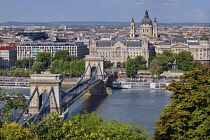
[141,10,153,25]
[200,35,209,41]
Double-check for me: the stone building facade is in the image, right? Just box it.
[155,35,210,66]
[89,39,154,66]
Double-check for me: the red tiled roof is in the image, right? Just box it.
[96,30,115,33]
[0,46,17,50]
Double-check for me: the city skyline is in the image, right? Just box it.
[0,0,210,23]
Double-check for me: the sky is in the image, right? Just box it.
[0,0,210,23]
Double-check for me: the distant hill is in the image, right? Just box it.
[0,21,209,27]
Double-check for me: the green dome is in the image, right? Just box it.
[200,35,209,41]
[141,10,152,25]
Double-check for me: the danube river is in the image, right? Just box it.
[3,88,171,136]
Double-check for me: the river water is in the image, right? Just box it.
[3,88,171,137]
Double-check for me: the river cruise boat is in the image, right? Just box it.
[113,81,170,89]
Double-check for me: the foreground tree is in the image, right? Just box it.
[0,122,35,140]
[32,112,148,140]
[152,65,210,140]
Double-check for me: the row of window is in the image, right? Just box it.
[20,44,76,46]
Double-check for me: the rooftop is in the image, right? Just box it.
[0,46,17,50]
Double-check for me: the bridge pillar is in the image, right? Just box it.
[84,55,104,80]
[29,74,63,115]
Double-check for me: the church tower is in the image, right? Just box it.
[153,17,158,37]
[130,17,135,39]
[140,10,153,38]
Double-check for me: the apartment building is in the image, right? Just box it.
[17,41,89,60]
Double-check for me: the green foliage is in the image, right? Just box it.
[152,65,210,140]
[0,69,34,76]
[50,59,85,76]
[156,49,176,70]
[0,122,36,140]
[14,58,34,69]
[176,50,194,71]
[126,58,138,77]
[104,61,111,69]
[32,61,45,74]
[31,112,148,140]
[125,55,147,77]
[148,56,155,65]
[149,58,163,78]
[53,50,71,61]
[135,55,147,70]
[35,52,52,69]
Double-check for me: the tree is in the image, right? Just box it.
[50,59,85,76]
[176,50,194,71]
[50,59,60,74]
[125,56,147,77]
[148,56,155,66]
[36,52,52,69]
[134,55,147,70]
[28,58,34,69]
[32,61,45,74]
[75,59,85,76]
[31,112,148,140]
[53,50,71,61]
[156,50,176,70]
[152,65,210,140]
[104,61,112,69]
[0,122,35,140]
[149,58,163,78]
[126,58,138,77]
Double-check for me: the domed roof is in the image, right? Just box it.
[200,35,209,41]
[141,10,152,25]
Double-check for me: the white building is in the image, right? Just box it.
[17,41,89,60]
[155,35,210,66]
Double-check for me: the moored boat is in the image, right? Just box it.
[113,81,170,89]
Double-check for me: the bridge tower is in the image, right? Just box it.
[84,55,104,80]
[29,74,63,115]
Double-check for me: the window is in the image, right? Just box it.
[116,47,121,57]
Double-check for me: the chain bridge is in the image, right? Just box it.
[15,55,117,126]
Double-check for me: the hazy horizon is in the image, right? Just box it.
[1,0,210,23]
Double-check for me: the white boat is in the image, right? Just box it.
[113,81,170,89]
